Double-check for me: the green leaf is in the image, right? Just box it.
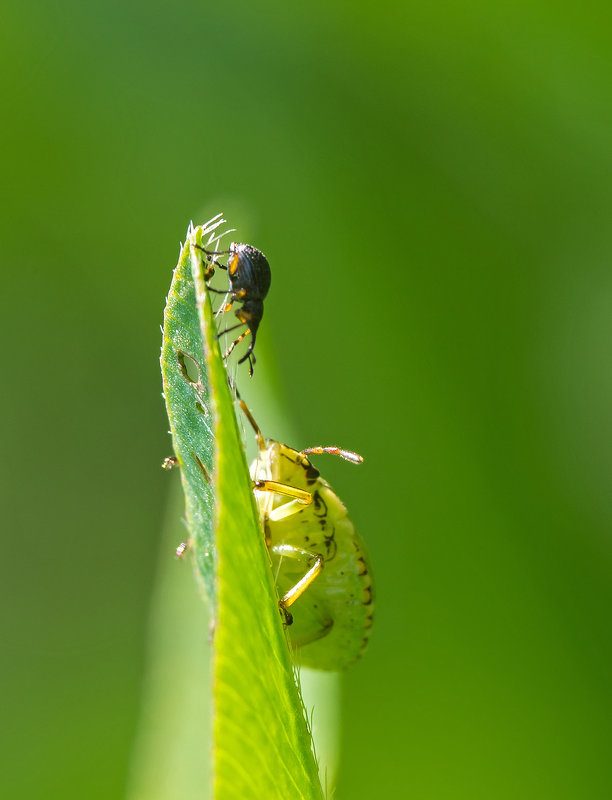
[160,219,324,800]
[160,219,218,599]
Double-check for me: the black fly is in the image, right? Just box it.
[195,242,271,376]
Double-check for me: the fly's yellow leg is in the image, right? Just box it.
[239,399,265,450]
[253,479,312,521]
[253,480,322,620]
[253,480,311,504]
[272,543,324,610]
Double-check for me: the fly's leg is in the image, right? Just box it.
[238,399,265,450]
[237,330,257,373]
[208,287,246,309]
[209,289,240,321]
[216,321,246,342]
[223,327,251,359]
[193,245,230,263]
[175,537,193,559]
[192,244,230,280]
[253,480,311,502]
[253,479,312,522]
[271,543,324,617]
[217,323,254,375]
[220,289,246,315]
[219,307,251,351]
[253,480,318,623]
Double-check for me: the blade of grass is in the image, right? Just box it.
[156,218,324,799]
[160,217,222,599]
[190,224,324,800]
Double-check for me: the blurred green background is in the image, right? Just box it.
[3,1,612,797]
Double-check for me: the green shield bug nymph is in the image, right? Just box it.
[240,401,374,671]
[194,242,271,376]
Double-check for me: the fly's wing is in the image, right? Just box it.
[229,244,271,299]
[245,246,271,298]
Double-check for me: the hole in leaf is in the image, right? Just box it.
[177,350,201,384]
